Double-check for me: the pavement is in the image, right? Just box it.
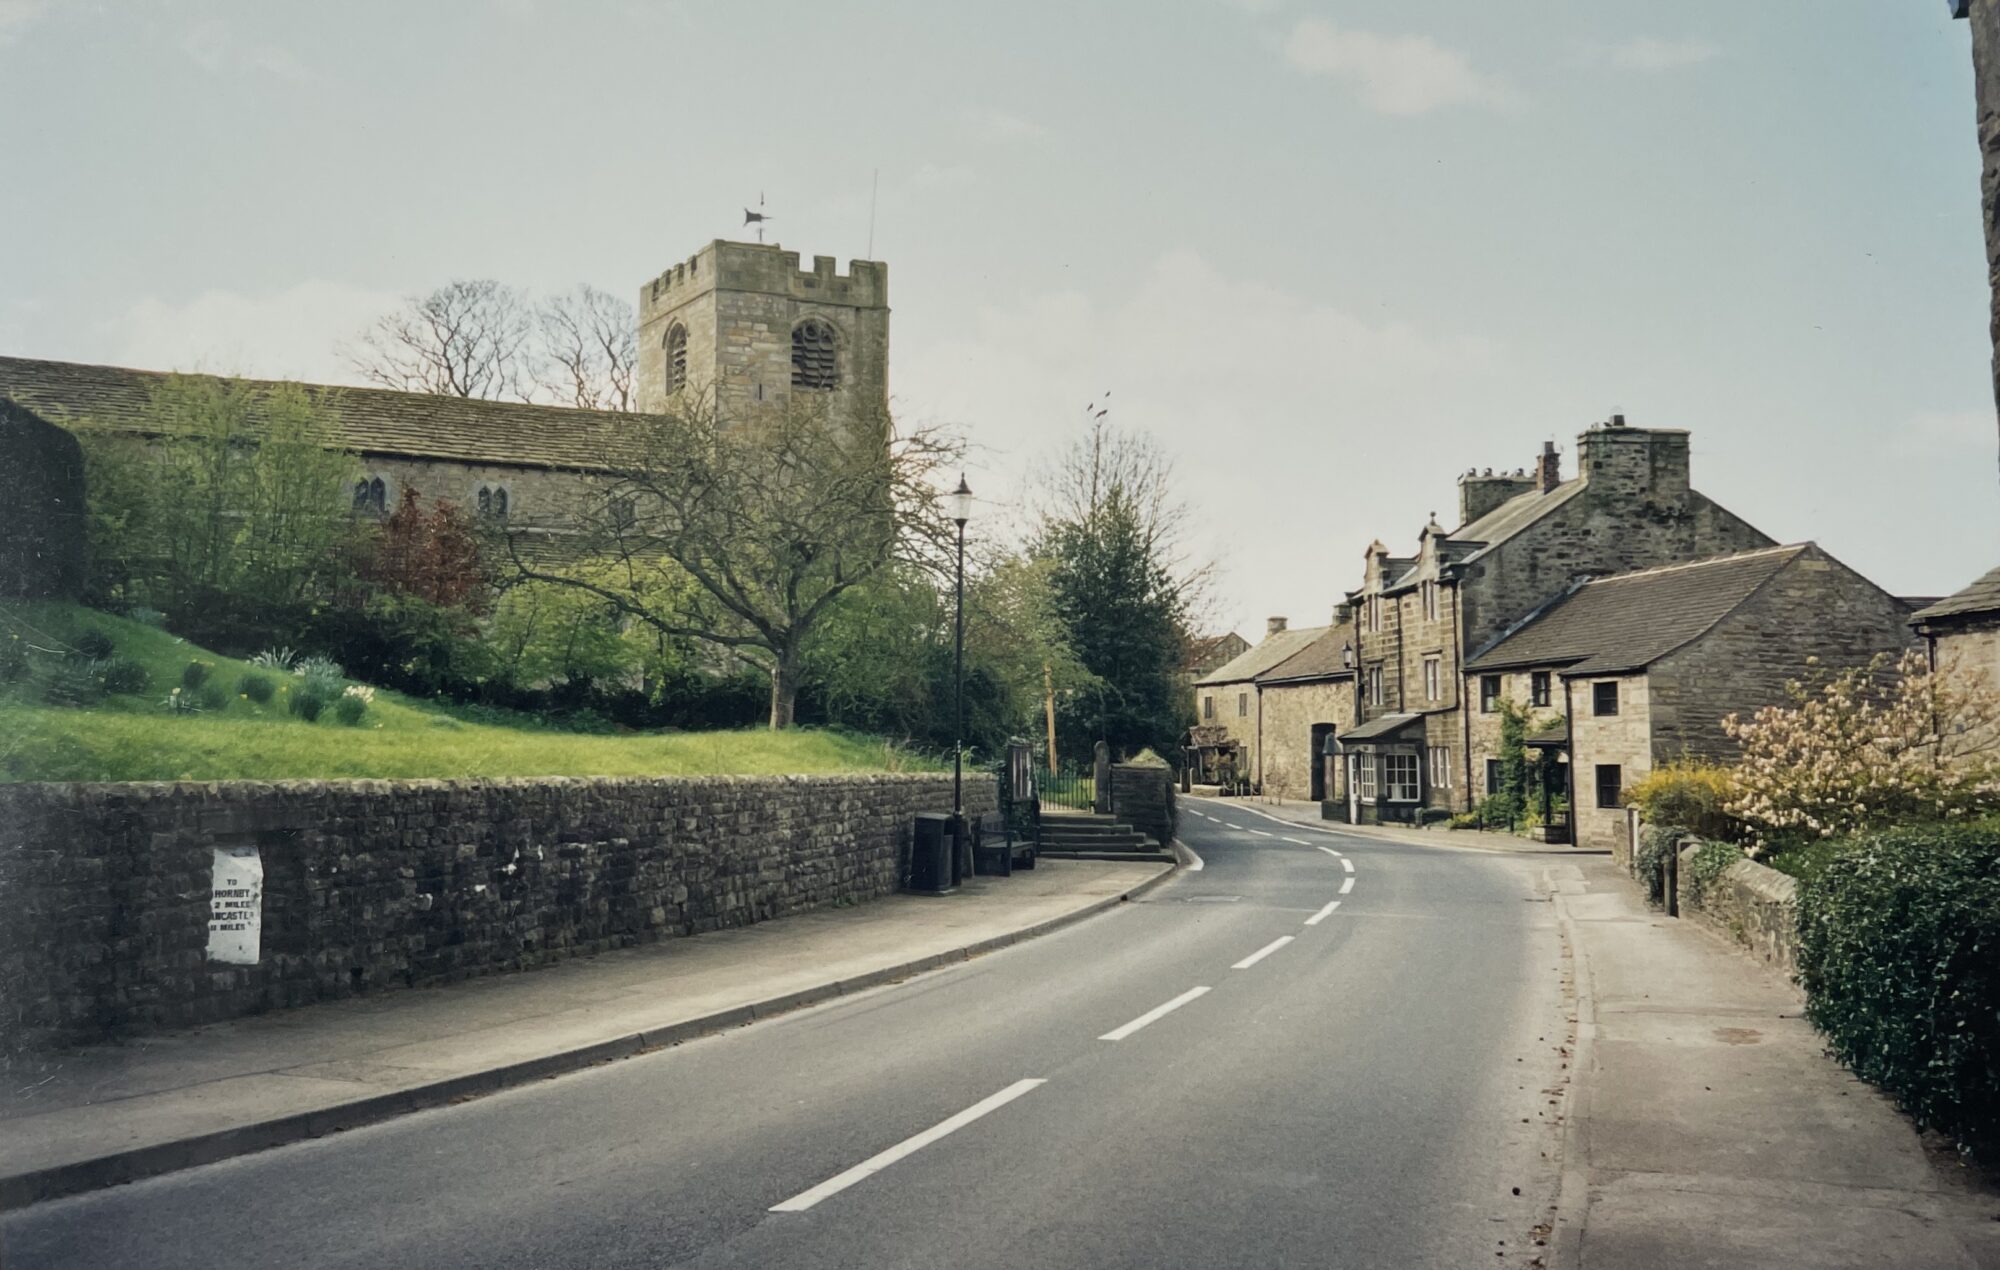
[1548,852,2000,1269]
[0,858,1170,1211]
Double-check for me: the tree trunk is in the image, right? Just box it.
[769,656,798,730]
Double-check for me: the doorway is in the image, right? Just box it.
[1309,723,1336,801]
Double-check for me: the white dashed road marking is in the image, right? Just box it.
[771,1080,1047,1212]
[1304,900,1341,926]
[1339,877,1355,895]
[1099,986,1212,1041]
[1232,936,1294,970]
[1316,846,1344,860]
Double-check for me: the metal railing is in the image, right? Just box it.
[1039,761,1096,813]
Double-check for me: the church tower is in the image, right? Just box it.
[636,241,889,420]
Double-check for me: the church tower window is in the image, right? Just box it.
[665,323,688,393]
[790,319,839,390]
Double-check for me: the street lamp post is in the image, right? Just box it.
[950,475,973,881]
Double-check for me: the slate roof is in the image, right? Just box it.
[0,355,638,471]
[1450,480,1586,561]
[1195,624,1329,686]
[1340,712,1425,743]
[1464,545,1809,676]
[1912,565,2000,624]
[1259,623,1358,683]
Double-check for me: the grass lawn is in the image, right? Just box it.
[0,601,933,783]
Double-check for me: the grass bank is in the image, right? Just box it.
[0,602,932,783]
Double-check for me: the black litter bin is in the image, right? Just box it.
[908,812,955,895]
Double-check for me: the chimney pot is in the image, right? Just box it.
[1267,616,1288,637]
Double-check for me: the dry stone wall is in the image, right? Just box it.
[0,773,991,1056]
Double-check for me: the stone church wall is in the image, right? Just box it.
[0,401,86,598]
[0,773,993,1056]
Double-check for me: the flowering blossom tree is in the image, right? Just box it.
[1722,649,2000,848]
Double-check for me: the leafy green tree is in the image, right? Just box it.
[1029,415,1202,759]
[74,374,358,619]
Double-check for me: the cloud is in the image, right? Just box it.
[180,18,317,83]
[102,280,403,385]
[0,0,46,47]
[1283,18,1518,115]
[1588,36,1721,73]
[967,109,1045,144]
[894,249,1510,620]
[1904,408,1998,454]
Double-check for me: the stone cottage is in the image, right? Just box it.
[1191,618,1331,789]
[1459,544,1915,851]
[1330,417,1774,825]
[1911,564,2000,758]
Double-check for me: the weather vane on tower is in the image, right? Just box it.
[743,192,772,244]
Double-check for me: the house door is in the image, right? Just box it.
[1309,724,1335,801]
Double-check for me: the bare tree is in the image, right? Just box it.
[346,279,534,400]
[536,285,637,411]
[1033,394,1217,629]
[505,390,961,728]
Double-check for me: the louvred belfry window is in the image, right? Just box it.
[791,319,839,390]
[666,323,688,392]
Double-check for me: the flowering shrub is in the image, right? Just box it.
[1623,760,1740,841]
[1723,650,2000,851]
[238,672,275,704]
[334,683,374,726]
[180,659,213,692]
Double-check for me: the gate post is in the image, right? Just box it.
[1092,741,1112,814]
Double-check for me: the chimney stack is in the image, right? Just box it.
[1266,616,1289,638]
[1536,440,1561,493]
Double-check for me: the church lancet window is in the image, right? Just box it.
[354,476,386,514]
[790,319,839,390]
[477,485,508,520]
[666,323,689,393]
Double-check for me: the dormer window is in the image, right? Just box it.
[791,319,839,390]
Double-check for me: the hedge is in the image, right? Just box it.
[1795,821,2000,1160]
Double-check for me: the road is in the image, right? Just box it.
[3,803,1572,1269]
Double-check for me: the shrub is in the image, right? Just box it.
[250,646,299,671]
[238,673,275,704]
[289,685,330,722]
[1796,821,2000,1160]
[198,683,228,712]
[1624,759,1740,841]
[73,629,115,661]
[1680,839,1746,909]
[100,657,151,696]
[334,683,374,726]
[1635,823,1690,906]
[294,654,345,684]
[180,659,213,692]
[161,686,201,715]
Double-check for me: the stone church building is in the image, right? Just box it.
[0,239,890,558]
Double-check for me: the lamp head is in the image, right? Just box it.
[950,475,973,526]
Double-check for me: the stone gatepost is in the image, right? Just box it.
[1092,741,1112,814]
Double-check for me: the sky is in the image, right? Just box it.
[4,0,1998,640]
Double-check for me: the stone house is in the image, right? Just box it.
[1911,564,2000,757]
[1253,624,1358,803]
[1330,417,1773,825]
[1460,544,1915,851]
[1191,618,1331,787]
[1185,631,1252,679]
[0,239,890,553]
